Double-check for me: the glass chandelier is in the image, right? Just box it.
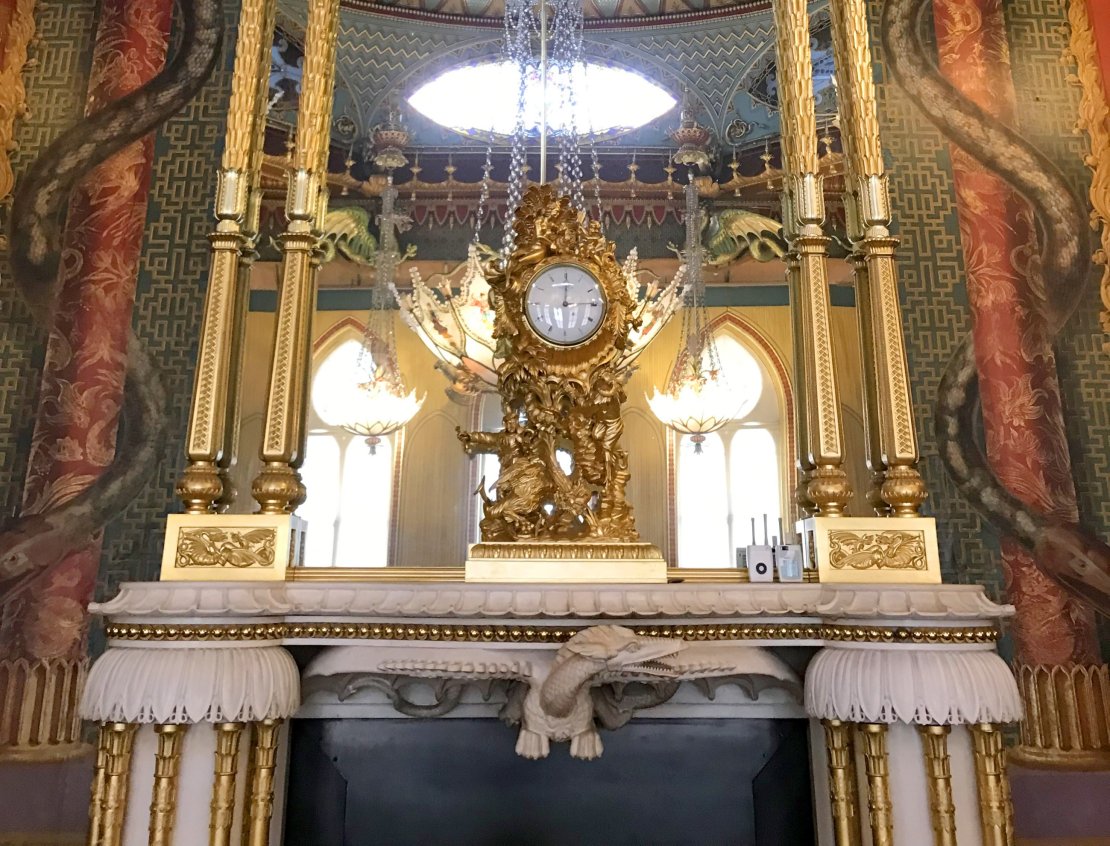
[648,176,753,451]
[341,176,424,452]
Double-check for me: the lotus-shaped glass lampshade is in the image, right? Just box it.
[647,334,762,450]
[312,336,424,454]
[342,376,424,453]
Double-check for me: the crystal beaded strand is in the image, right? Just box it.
[474,131,494,245]
[549,0,585,212]
[359,176,403,389]
[500,0,538,259]
[671,173,722,392]
[589,132,604,227]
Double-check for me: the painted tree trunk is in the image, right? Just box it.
[932,0,1100,665]
[0,0,174,755]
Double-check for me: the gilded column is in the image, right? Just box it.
[970,723,1014,846]
[243,719,283,846]
[86,722,110,846]
[917,725,958,846]
[210,722,245,846]
[149,724,188,846]
[828,0,927,516]
[771,0,852,515]
[857,723,894,846]
[177,0,277,513]
[97,723,138,846]
[251,0,341,513]
[821,720,862,846]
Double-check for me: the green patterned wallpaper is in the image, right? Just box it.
[0,1,237,603]
[1004,0,1110,540]
[95,3,239,598]
[0,1,97,523]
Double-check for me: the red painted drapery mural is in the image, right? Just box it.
[932,0,1101,666]
[0,0,173,750]
[1089,1,1110,94]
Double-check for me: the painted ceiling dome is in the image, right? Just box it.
[342,0,766,21]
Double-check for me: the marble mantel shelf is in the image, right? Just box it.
[92,580,1013,625]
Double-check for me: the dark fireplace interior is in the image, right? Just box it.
[284,717,815,846]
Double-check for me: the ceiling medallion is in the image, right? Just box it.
[669,89,713,172]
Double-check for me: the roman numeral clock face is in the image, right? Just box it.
[524,264,608,346]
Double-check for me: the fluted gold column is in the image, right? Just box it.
[971,723,1015,846]
[177,0,278,513]
[251,0,341,513]
[822,720,863,846]
[88,723,137,846]
[918,724,958,846]
[857,723,894,846]
[210,722,245,846]
[243,719,283,846]
[772,0,852,515]
[149,724,188,846]
[86,723,110,846]
[827,0,927,516]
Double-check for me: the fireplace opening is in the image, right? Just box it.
[285,717,815,845]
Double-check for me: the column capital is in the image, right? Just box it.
[805,641,1022,726]
[80,645,300,725]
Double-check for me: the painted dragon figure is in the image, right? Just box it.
[881,0,1110,614]
[1,1,225,599]
[303,624,799,760]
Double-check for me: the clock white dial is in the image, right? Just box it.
[524,264,607,346]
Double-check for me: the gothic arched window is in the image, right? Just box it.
[674,331,788,567]
[298,335,396,567]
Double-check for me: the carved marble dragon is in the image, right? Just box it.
[303,624,799,759]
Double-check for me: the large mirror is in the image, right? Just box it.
[228,0,870,571]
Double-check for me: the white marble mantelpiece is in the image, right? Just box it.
[81,579,1022,846]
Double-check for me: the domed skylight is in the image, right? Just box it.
[408,61,676,137]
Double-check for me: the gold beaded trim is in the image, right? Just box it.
[103,621,998,645]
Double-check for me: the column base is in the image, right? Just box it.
[798,516,941,584]
[0,657,88,761]
[160,513,306,581]
[1013,663,1110,771]
[464,542,668,583]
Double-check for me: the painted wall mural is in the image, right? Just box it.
[0,0,1106,750]
[871,0,1110,652]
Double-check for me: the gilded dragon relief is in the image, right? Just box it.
[175,527,277,569]
[458,186,640,544]
[827,529,927,571]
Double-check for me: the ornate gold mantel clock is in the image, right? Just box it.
[459,185,667,582]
